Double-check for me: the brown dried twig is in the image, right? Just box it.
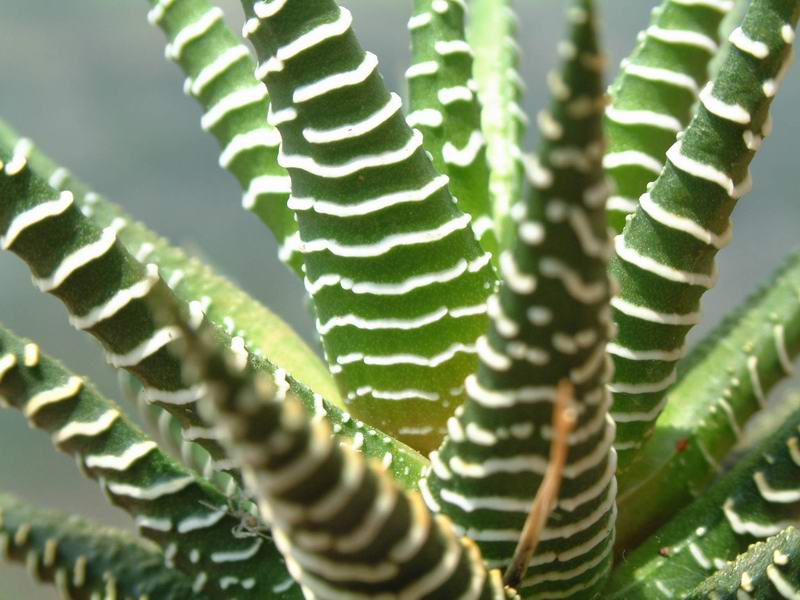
[504,379,577,589]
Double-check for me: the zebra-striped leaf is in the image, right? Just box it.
[146,0,301,273]
[0,493,198,600]
[608,0,799,465]
[616,250,800,550]
[421,3,617,597]
[240,0,496,453]
[685,526,800,600]
[406,0,497,257]
[604,0,732,231]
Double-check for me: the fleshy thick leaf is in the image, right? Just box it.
[406,0,498,257]
[606,408,800,599]
[0,323,299,598]
[604,0,732,231]
[240,0,495,453]
[422,3,617,597]
[608,0,799,465]
[616,250,800,550]
[468,0,527,248]
[0,493,198,600]
[146,0,301,273]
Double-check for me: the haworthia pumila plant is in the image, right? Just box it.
[146,0,302,274]
[422,3,618,597]
[240,0,496,453]
[685,526,800,599]
[406,0,498,259]
[0,323,300,598]
[607,409,800,599]
[468,0,527,249]
[604,0,732,232]
[616,250,800,549]
[159,289,518,600]
[0,493,198,600]
[2,0,800,597]
[608,0,799,464]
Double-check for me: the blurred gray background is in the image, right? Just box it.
[1,1,798,597]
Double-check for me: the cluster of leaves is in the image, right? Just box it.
[0,0,799,598]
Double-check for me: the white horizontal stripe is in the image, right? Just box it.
[219,128,281,168]
[666,141,734,195]
[647,26,718,53]
[304,93,402,144]
[85,441,158,471]
[108,476,194,500]
[280,129,423,178]
[201,86,267,130]
[70,264,159,330]
[34,220,125,292]
[603,150,663,174]
[290,175,447,217]
[605,106,682,132]
[335,341,475,367]
[615,235,717,288]
[2,192,73,250]
[611,296,701,325]
[106,327,181,368]
[242,175,292,209]
[54,409,119,443]
[639,193,732,248]
[625,63,699,93]
[294,52,378,103]
[301,213,470,257]
[191,46,249,97]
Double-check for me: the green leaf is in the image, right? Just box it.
[157,290,516,600]
[468,0,527,249]
[685,526,800,599]
[240,0,495,453]
[607,0,800,467]
[0,323,300,598]
[604,0,732,231]
[616,250,800,551]
[146,0,301,274]
[422,3,617,597]
[407,0,498,258]
[605,407,800,599]
[0,135,427,489]
[0,492,199,600]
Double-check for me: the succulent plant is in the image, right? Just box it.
[1,0,799,598]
